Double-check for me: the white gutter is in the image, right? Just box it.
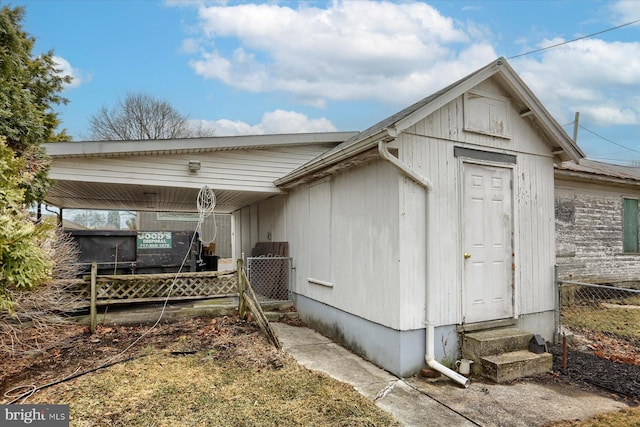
[276,129,393,187]
[45,131,359,158]
[378,139,470,388]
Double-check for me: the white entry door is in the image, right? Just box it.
[462,162,514,323]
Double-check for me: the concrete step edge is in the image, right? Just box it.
[481,350,551,364]
[463,329,534,358]
[265,311,300,321]
[464,328,532,341]
[480,350,552,383]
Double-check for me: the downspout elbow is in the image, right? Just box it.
[377,140,433,191]
[425,323,470,388]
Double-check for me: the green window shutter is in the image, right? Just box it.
[623,198,638,253]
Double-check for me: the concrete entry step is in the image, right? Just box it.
[260,300,295,311]
[481,350,553,383]
[462,328,533,359]
[265,311,300,322]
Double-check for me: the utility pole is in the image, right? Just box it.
[572,112,580,144]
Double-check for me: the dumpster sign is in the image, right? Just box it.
[137,231,172,249]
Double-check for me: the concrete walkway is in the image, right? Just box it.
[272,323,629,427]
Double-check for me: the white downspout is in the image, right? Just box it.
[378,139,470,388]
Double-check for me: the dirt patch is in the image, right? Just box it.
[0,315,399,426]
[0,317,278,401]
[547,334,640,404]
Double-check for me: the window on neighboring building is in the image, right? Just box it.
[623,198,638,253]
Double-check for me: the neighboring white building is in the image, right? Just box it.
[555,159,640,287]
[45,58,584,378]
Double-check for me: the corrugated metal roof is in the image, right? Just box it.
[556,159,640,182]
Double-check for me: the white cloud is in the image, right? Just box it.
[186,1,496,106]
[178,0,639,132]
[609,1,640,25]
[189,110,337,136]
[579,105,637,126]
[180,38,202,54]
[259,110,337,134]
[53,56,91,89]
[513,38,640,126]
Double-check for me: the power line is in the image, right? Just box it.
[578,124,640,154]
[508,19,640,59]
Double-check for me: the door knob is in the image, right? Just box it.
[464,253,471,259]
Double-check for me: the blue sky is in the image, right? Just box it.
[13,0,640,164]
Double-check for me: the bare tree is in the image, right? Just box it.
[89,92,215,140]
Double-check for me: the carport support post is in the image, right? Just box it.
[90,262,97,334]
[237,259,246,320]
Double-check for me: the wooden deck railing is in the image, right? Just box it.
[75,263,238,332]
[75,266,238,307]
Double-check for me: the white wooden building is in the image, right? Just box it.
[45,58,584,378]
[236,58,584,376]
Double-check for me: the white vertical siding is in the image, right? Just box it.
[231,212,238,260]
[397,175,427,330]
[283,159,403,329]
[330,160,401,328]
[515,154,556,314]
[285,186,311,297]
[308,181,332,283]
[397,133,462,327]
[239,206,252,258]
[397,79,557,327]
[249,205,258,251]
[257,196,287,243]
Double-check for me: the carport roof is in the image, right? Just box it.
[45,132,357,158]
[43,132,357,213]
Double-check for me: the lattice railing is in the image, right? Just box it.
[70,270,238,306]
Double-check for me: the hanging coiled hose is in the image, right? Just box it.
[196,185,217,246]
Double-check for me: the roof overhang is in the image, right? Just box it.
[44,132,357,213]
[492,60,584,163]
[276,58,585,189]
[555,160,640,190]
[44,181,281,214]
[44,132,358,158]
[275,128,396,188]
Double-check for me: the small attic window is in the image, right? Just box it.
[463,91,511,139]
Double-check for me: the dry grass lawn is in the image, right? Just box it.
[15,318,399,427]
[562,305,640,342]
[547,407,640,427]
[31,350,398,426]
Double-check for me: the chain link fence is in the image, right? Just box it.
[558,281,640,357]
[246,256,292,301]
